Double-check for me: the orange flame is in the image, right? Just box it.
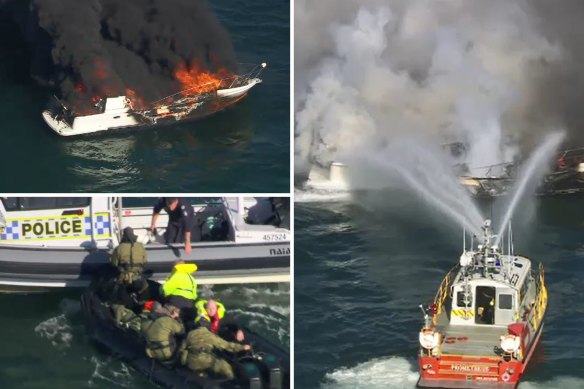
[125,88,146,110]
[94,58,109,80]
[174,62,233,96]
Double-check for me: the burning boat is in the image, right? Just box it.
[42,63,266,136]
[417,220,547,388]
[302,145,584,198]
[458,147,584,197]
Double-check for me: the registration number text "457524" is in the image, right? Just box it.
[262,233,288,241]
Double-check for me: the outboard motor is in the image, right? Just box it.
[243,352,282,389]
[262,353,282,389]
[238,362,262,389]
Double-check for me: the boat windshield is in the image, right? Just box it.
[1,197,91,211]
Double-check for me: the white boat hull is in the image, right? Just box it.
[42,109,142,137]
[217,78,261,98]
[42,79,261,137]
[0,241,290,291]
[306,162,350,191]
[0,197,290,291]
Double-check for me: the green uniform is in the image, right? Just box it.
[111,304,143,332]
[180,327,246,379]
[142,314,185,361]
[110,242,147,284]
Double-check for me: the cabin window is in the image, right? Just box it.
[456,291,464,306]
[1,197,91,211]
[499,294,513,310]
[113,116,120,119]
[1,197,18,210]
[456,291,469,307]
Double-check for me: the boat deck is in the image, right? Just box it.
[439,324,507,357]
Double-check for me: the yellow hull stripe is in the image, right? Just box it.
[1,212,111,241]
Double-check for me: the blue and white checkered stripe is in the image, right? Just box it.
[0,214,111,241]
[84,216,92,235]
[1,221,20,240]
[94,215,111,236]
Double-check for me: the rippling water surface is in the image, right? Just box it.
[0,283,289,388]
[295,188,584,389]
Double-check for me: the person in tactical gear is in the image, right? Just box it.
[150,198,195,255]
[179,327,250,379]
[110,226,147,285]
[195,299,245,342]
[142,304,185,361]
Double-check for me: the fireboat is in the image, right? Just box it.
[417,220,547,388]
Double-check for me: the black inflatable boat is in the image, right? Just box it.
[80,280,289,388]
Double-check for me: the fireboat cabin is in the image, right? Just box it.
[418,220,547,388]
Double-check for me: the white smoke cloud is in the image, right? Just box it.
[295,0,563,175]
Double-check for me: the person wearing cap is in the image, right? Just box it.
[142,303,185,361]
[195,299,245,342]
[150,198,195,255]
[110,226,147,285]
[179,327,250,379]
[162,260,199,310]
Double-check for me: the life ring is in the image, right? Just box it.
[445,337,456,344]
[502,372,510,382]
[457,336,468,342]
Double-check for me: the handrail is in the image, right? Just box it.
[149,63,266,107]
[531,263,547,331]
[433,265,458,325]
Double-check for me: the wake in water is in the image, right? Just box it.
[34,314,74,349]
[321,355,584,389]
[322,356,419,389]
[88,356,136,388]
[34,298,81,349]
[294,186,351,204]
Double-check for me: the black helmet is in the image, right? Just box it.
[121,226,137,243]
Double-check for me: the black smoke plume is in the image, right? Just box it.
[1,0,236,111]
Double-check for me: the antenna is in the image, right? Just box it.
[463,225,466,251]
[511,225,514,256]
[507,218,511,257]
[507,219,513,277]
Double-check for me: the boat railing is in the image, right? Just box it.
[148,62,266,109]
[432,265,458,326]
[531,263,547,331]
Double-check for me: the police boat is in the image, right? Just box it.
[80,279,289,389]
[417,220,547,388]
[0,197,290,292]
[41,63,266,137]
